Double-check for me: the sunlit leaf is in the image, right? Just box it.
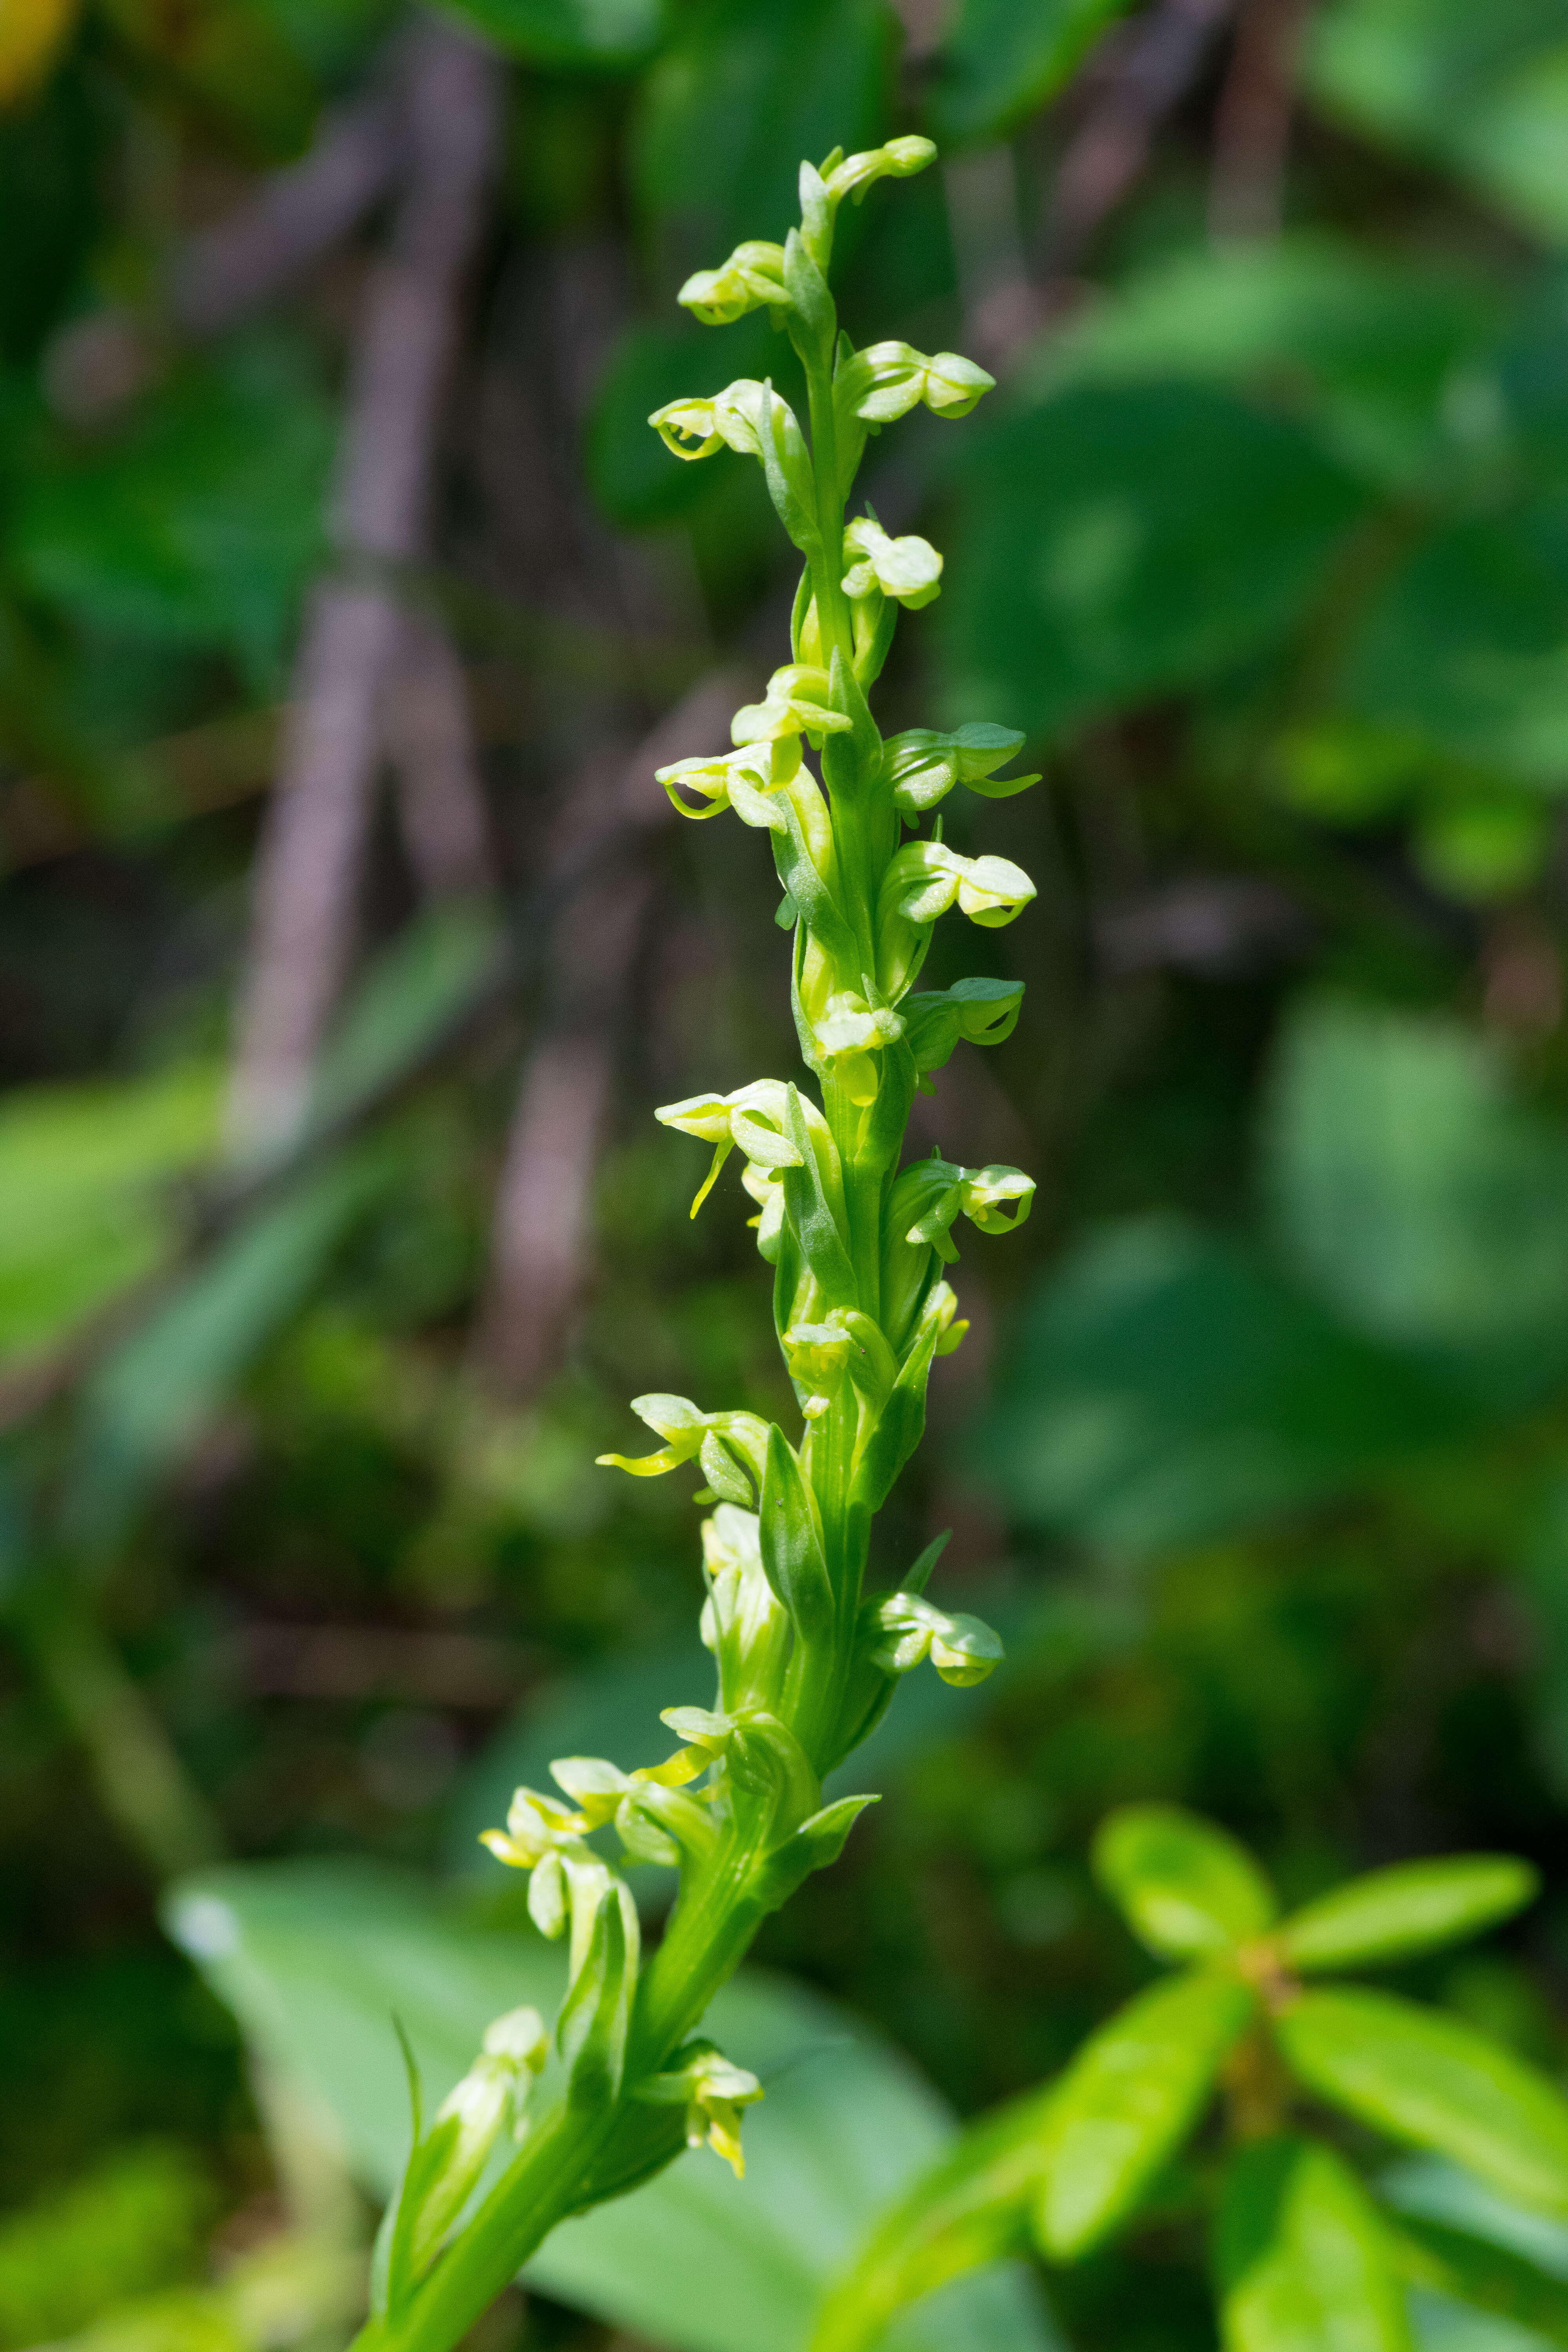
[1217,2134,1412,2352]
[811,2083,1057,2352]
[1277,1991,1568,2219]
[0,1062,219,1372]
[164,1860,1052,2352]
[1033,1969,1256,2259]
[1094,1805,1277,1960]
[1280,1858,1539,1974]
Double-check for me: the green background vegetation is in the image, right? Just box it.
[7,0,1568,2344]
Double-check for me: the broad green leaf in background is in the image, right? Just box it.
[1033,1969,1256,2259]
[976,1218,1470,1558]
[0,1062,219,1371]
[1280,1858,1539,1975]
[1264,1000,1568,1406]
[164,1861,1053,2352]
[1276,1990,1568,2220]
[9,339,334,692]
[1307,0,1568,250]
[632,0,894,278]
[924,0,1136,147]
[810,2083,1058,2352]
[439,0,665,68]
[940,383,1368,741]
[1218,2135,1413,2352]
[1335,499,1568,786]
[1094,1804,1277,1960]
[1030,235,1498,494]
[66,1151,384,1544]
[1392,2212,1568,2349]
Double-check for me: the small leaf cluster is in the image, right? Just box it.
[817,1806,1568,2352]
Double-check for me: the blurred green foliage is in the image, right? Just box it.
[6,0,1568,2345]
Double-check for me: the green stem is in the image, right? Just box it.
[805,358,853,667]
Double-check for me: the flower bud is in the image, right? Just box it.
[842,514,943,610]
[824,136,936,205]
[677,240,788,326]
[632,2039,764,2179]
[880,840,1036,931]
[868,1591,1004,1688]
[835,339,996,427]
[731,663,851,746]
[883,723,1036,817]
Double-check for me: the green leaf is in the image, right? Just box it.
[1217,2134,1412,2352]
[1033,1969,1256,2258]
[1276,1990,1568,2220]
[0,1062,220,1373]
[1280,1858,1539,1974]
[941,383,1368,742]
[164,1860,1051,2352]
[1265,999,1568,1408]
[1389,2212,1568,2348]
[1094,1805,1278,1960]
[812,2081,1058,2352]
[1030,234,1497,495]
[632,0,894,269]
[1307,0,1568,249]
[759,1424,834,1640]
[10,341,334,692]
[65,1153,383,1544]
[439,0,664,67]
[1335,497,1568,786]
[925,0,1135,146]
[976,1219,1469,1559]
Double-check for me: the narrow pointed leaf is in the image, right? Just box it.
[812,2081,1058,2352]
[1280,1857,1538,1975]
[1217,2134,1412,2352]
[1094,1804,1278,1960]
[1276,1989,1568,2219]
[1033,1969,1256,2259]
[759,1425,834,1639]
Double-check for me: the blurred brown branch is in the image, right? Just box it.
[228,15,503,1159]
[475,669,751,1398]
